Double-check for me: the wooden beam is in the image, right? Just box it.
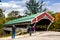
[47,21,53,31]
[15,22,31,25]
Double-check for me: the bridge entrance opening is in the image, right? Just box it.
[35,19,51,31]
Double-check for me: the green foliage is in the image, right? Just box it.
[36,25,48,29]
[6,17,18,22]
[0,8,5,29]
[49,22,55,31]
[0,19,5,30]
[26,0,47,15]
[8,11,19,18]
[49,20,60,31]
[0,9,5,18]
[48,11,55,17]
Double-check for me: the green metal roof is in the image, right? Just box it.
[5,13,40,25]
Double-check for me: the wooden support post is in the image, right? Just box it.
[33,23,36,33]
[47,21,53,31]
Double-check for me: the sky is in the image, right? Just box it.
[0,0,60,17]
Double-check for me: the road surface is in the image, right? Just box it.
[0,31,60,40]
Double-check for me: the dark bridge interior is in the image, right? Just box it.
[35,19,51,31]
[36,19,51,25]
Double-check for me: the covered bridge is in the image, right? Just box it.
[4,12,54,32]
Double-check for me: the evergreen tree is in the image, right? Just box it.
[26,0,47,15]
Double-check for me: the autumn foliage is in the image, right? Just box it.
[55,12,60,22]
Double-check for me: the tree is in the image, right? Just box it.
[8,11,20,18]
[49,12,60,31]
[0,9,6,30]
[24,10,31,16]
[7,11,23,22]
[48,11,55,17]
[0,9,6,23]
[0,9,5,18]
[55,12,60,22]
[26,0,47,15]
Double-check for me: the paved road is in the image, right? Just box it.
[0,31,60,40]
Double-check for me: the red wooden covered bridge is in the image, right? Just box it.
[4,12,54,32]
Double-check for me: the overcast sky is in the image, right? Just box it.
[0,0,60,17]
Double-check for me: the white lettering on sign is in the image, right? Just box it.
[42,15,48,19]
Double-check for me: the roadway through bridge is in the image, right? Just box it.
[0,31,60,40]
